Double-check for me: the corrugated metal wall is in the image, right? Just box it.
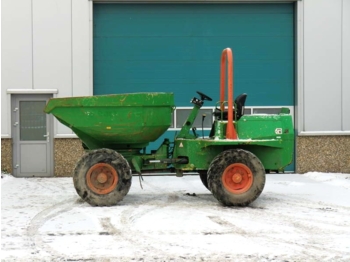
[301,0,350,133]
[93,4,294,107]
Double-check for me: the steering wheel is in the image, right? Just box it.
[196,91,213,101]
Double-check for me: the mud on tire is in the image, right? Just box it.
[73,148,132,206]
[207,149,265,207]
[198,171,209,190]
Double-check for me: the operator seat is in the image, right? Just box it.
[214,93,247,121]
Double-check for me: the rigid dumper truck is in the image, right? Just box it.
[45,48,294,207]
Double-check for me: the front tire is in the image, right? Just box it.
[73,148,132,206]
[208,149,265,206]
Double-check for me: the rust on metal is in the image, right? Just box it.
[86,163,118,194]
[220,48,238,140]
[222,163,253,194]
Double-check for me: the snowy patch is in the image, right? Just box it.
[1,172,350,261]
[303,172,350,189]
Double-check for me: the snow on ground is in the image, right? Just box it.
[1,172,350,262]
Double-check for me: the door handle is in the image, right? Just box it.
[43,132,49,142]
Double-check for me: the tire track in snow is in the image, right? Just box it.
[112,179,239,259]
[253,194,350,259]
[108,179,182,256]
[116,187,350,261]
[26,197,83,259]
[21,177,350,261]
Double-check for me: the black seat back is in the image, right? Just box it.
[234,93,247,120]
[213,93,248,121]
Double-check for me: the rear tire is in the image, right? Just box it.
[208,149,265,206]
[73,148,132,206]
[198,171,209,190]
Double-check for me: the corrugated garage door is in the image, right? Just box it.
[93,3,295,170]
[93,4,294,105]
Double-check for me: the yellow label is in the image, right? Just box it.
[106,126,111,130]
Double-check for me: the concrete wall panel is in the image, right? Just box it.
[1,0,33,89]
[1,0,33,136]
[32,0,73,135]
[343,0,350,131]
[72,0,91,97]
[32,0,72,92]
[304,0,342,132]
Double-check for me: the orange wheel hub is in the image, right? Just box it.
[222,163,253,194]
[86,163,118,194]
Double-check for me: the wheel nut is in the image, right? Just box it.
[97,173,108,183]
[232,173,242,183]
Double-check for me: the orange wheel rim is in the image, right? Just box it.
[86,163,118,194]
[222,163,253,194]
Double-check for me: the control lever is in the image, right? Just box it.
[192,127,198,138]
[202,114,206,138]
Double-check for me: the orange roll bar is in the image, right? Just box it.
[220,48,238,140]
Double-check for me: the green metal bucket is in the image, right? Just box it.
[45,92,175,149]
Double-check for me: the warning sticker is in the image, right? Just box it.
[275,128,282,135]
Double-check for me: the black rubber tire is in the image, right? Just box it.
[73,148,132,206]
[207,149,265,207]
[198,171,209,190]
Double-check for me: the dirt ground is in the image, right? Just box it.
[1,173,350,262]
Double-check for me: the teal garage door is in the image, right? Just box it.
[93,3,295,170]
[93,3,294,106]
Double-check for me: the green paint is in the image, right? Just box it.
[176,100,201,139]
[44,93,175,149]
[173,113,294,172]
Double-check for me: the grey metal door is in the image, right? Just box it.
[11,94,54,177]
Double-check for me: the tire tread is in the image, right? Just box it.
[207,149,265,207]
[73,148,132,206]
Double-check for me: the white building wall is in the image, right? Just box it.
[1,0,91,138]
[1,0,33,137]
[301,0,350,134]
[343,0,350,131]
[33,0,73,136]
[72,0,92,98]
[33,0,72,93]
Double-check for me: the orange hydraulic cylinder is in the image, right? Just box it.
[220,48,238,140]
